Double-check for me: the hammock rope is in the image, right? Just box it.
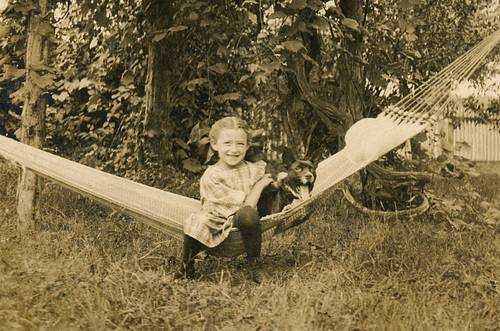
[1,29,499,257]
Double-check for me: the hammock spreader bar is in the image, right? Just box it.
[1,29,499,257]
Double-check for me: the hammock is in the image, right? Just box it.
[1,29,499,257]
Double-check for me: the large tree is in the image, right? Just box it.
[1,0,52,233]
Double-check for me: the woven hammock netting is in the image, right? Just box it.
[1,29,500,257]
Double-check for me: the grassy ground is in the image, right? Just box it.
[0,158,499,330]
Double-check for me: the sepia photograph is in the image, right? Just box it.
[0,0,499,329]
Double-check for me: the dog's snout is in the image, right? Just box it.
[304,172,314,183]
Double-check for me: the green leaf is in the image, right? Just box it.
[30,72,54,89]
[205,148,215,164]
[121,70,134,85]
[310,17,329,30]
[199,137,210,146]
[38,21,54,36]
[261,61,280,73]
[239,74,251,83]
[188,121,210,144]
[0,55,10,67]
[250,128,264,142]
[341,18,359,31]
[94,7,110,26]
[183,158,203,173]
[0,25,10,39]
[290,0,307,10]
[110,101,122,113]
[88,94,100,107]
[399,0,422,10]
[167,25,188,33]
[268,11,286,19]
[398,18,415,33]
[209,63,228,74]
[10,85,27,104]
[212,92,241,103]
[406,33,417,42]
[436,154,448,163]
[152,32,167,42]
[248,63,260,73]
[188,12,199,21]
[186,78,209,91]
[90,37,98,49]
[247,12,257,24]
[146,129,157,138]
[282,40,304,53]
[217,45,231,58]
[0,64,25,82]
[174,138,190,150]
[176,149,189,160]
[52,91,69,102]
[254,72,268,85]
[78,78,92,89]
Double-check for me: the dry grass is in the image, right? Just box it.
[1,158,499,330]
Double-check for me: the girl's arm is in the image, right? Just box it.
[244,174,274,208]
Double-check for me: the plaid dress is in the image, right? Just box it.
[184,160,266,248]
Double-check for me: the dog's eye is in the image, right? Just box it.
[295,166,302,172]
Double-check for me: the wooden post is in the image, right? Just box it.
[17,0,48,234]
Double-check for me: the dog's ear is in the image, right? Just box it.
[282,147,296,168]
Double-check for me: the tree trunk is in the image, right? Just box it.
[17,0,48,234]
[144,42,174,163]
[339,0,365,128]
[143,0,175,164]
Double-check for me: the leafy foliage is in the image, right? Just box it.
[0,0,498,179]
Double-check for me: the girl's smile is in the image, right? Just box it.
[211,128,249,169]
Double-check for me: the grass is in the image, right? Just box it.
[1,158,499,330]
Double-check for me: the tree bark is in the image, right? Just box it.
[17,0,49,234]
[143,0,175,164]
[339,0,365,128]
[290,58,348,135]
[284,6,348,154]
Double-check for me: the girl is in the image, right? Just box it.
[178,116,273,281]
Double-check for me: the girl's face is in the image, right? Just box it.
[211,128,249,169]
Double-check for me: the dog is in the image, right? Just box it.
[257,148,317,217]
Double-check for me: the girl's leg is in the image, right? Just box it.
[233,205,265,282]
[232,205,262,260]
[177,234,204,279]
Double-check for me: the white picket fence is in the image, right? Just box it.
[453,119,500,161]
[423,105,500,162]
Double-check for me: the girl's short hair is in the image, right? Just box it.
[209,116,251,143]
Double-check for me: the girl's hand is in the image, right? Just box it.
[244,174,275,208]
[256,174,274,188]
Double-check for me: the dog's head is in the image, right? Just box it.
[281,149,317,201]
[257,147,319,216]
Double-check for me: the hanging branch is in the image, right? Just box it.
[286,57,348,137]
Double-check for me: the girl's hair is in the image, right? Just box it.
[209,116,251,143]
